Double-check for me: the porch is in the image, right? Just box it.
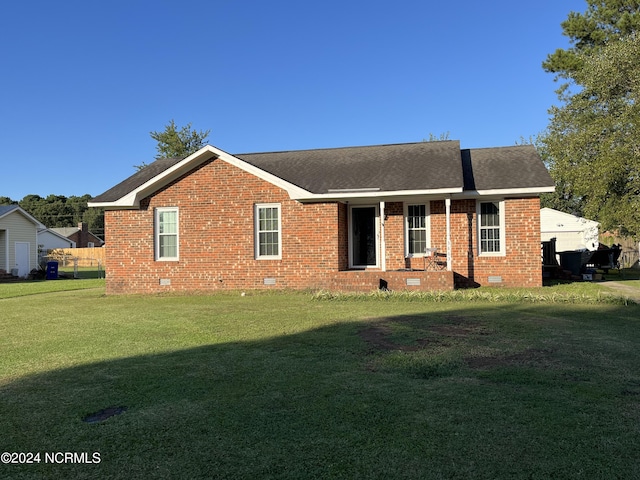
[328,269,455,292]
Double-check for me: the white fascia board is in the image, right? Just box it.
[121,146,221,208]
[88,145,312,208]
[88,198,142,209]
[292,187,464,202]
[87,201,130,209]
[454,186,556,198]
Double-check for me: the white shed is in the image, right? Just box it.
[540,208,600,252]
[0,205,45,277]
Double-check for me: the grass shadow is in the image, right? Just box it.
[2,301,640,479]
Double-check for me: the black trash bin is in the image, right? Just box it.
[558,251,582,276]
[46,261,59,280]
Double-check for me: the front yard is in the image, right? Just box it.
[1,280,640,479]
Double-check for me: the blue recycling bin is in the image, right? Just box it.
[46,261,59,280]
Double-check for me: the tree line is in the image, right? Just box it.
[540,0,640,240]
[0,194,105,239]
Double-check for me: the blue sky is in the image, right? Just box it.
[1,0,585,200]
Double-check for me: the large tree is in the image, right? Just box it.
[543,0,640,80]
[150,120,210,160]
[541,1,640,239]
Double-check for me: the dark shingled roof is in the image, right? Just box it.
[0,205,19,217]
[91,157,183,203]
[235,141,464,194]
[462,145,553,191]
[91,141,554,203]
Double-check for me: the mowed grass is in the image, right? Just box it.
[1,281,640,479]
[0,279,104,299]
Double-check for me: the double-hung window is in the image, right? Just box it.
[255,203,281,259]
[478,201,505,255]
[406,204,429,256]
[155,207,179,261]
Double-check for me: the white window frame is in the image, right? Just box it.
[477,200,506,256]
[155,207,179,261]
[255,203,282,260]
[404,203,430,257]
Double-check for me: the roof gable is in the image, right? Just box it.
[89,146,312,207]
[0,205,45,227]
[50,226,81,237]
[38,227,76,244]
[89,156,185,206]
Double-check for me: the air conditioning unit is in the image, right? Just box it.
[10,268,19,276]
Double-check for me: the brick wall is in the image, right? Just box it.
[105,159,342,294]
[104,157,543,294]
[430,197,542,288]
[383,202,406,270]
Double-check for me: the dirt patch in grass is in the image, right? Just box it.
[430,315,492,337]
[358,314,483,353]
[358,324,396,351]
[465,348,555,369]
[358,324,436,352]
[358,316,555,373]
[429,323,488,337]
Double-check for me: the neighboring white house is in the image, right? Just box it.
[0,205,45,277]
[37,227,76,259]
[540,207,600,252]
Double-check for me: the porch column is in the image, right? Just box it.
[445,197,452,271]
[380,201,386,271]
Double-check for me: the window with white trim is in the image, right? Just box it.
[478,201,505,255]
[155,207,179,261]
[405,203,429,256]
[255,203,281,259]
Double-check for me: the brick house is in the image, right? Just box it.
[50,222,104,248]
[89,141,554,294]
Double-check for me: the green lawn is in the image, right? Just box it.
[1,281,640,479]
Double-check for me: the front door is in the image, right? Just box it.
[15,242,30,277]
[350,206,378,268]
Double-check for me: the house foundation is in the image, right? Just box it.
[329,270,455,292]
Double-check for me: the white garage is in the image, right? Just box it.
[541,208,600,252]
